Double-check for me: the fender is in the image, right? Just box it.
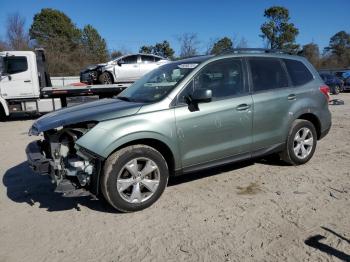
[0,96,9,116]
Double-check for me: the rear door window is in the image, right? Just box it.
[248,57,289,92]
[141,55,155,63]
[283,59,314,86]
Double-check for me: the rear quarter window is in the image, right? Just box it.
[283,59,314,86]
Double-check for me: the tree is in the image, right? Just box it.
[6,13,31,50]
[29,8,81,47]
[139,45,153,54]
[210,37,233,55]
[81,24,108,63]
[323,31,350,67]
[139,41,175,59]
[236,37,248,48]
[299,43,320,67]
[178,33,199,58]
[110,50,124,59]
[260,6,299,53]
[0,39,8,51]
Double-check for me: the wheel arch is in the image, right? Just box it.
[296,113,321,139]
[112,138,176,176]
[0,97,9,116]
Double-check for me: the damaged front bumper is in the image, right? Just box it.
[26,140,102,197]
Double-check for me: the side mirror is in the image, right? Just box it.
[191,88,212,103]
[117,60,125,66]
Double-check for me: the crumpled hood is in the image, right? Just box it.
[30,98,143,135]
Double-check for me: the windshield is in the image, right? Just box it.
[118,61,199,103]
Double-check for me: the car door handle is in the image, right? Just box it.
[236,104,251,111]
[24,80,31,83]
[288,94,296,100]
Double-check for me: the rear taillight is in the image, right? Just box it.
[319,85,330,101]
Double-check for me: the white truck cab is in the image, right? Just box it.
[0,49,129,120]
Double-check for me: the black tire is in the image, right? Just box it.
[0,105,7,121]
[280,120,317,165]
[101,145,169,212]
[98,72,113,84]
[333,85,340,95]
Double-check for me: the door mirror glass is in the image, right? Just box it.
[191,88,212,103]
[117,60,125,66]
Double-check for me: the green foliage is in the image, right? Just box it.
[260,6,299,53]
[324,31,350,68]
[210,37,233,55]
[326,31,350,56]
[29,8,81,47]
[139,41,174,59]
[110,50,124,59]
[81,24,109,63]
[299,43,320,68]
[139,45,153,54]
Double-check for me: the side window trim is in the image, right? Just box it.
[280,59,293,88]
[247,57,290,94]
[283,58,315,87]
[174,57,248,106]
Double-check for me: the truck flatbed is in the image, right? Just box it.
[41,83,131,98]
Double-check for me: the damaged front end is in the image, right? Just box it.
[26,122,103,197]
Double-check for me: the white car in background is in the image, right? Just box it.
[80,54,169,85]
[101,54,169,84]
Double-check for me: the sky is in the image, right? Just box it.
[0,0,349,55]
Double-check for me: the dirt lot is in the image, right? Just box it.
[0,94,349,262]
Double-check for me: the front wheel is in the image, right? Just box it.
[101,145,169,212]
[280,120,317,165]
[99,72,113,84]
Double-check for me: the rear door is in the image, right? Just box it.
[248,57,294,151]
[139,55,158,76]
[0,56,35,99]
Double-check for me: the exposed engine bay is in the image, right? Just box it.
[26,122,101,196]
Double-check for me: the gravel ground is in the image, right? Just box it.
[0,93,349,262]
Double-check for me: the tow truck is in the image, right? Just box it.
[0,49,131,120]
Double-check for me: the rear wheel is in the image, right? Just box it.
[101,145,169,212]
[280,120,317,165]
[99,72,113,84]
[333,85,340,95]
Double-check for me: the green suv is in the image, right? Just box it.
[26,49,332,212]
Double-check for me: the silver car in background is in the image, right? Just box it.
[101,54,169,84]
[80,54,169,85]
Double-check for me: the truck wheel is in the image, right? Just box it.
[99,72,113,84]
[101,145,169,212]
[0,106,7,121]
[280,120,317,165]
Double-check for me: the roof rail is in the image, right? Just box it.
[218,48,292,55]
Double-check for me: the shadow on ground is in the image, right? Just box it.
[305,226,350,261]
[3,156,282,213]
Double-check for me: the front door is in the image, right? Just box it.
[174,58,253,169]
[0,56,35,99]
[115,55,140,82]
